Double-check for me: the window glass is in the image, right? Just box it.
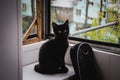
[50,0,120,45]
[22,0,36,35]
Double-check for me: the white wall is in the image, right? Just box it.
[0,0,22,80]
[22,41,47,66]
[22,41,72,66]
[22,41,120,80]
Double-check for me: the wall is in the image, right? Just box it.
[22,41,47,66]
[22,41,72,66]
[94,49,120,80]
[22,42,120,80]
[0,0,22,80]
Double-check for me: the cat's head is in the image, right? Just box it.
[52,20,69,39]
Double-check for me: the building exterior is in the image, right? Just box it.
[22,0,36,17]
[51,0,106,33]
[51,0,74,22]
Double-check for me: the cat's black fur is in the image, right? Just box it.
[34,20,69,74]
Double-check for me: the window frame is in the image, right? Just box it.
[22,0,42,45]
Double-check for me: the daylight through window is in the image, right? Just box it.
[50,0,120,45]
[22,0,42,45]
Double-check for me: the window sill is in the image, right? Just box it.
[22,39,120,66]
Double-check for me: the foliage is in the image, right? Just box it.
[109,0,120,4]
[78,2,120,44]
[107,8,120,38]
[79,12,119,43]
[22,16,33,34]
[22,19,28,33]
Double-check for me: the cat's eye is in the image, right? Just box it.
[64,30,67,33]
[58,31,61,33]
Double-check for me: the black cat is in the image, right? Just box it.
[34,20,69,74]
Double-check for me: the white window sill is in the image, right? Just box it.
[22,40,120,66]
[23,62,75,80]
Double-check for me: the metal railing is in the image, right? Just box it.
[70,20,119,36]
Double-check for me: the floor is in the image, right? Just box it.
[23,63,75,80]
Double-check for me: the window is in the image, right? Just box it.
[76,9,81,16]
[22,0,42,45]
[50,0,120,51]
[22,3,27,11]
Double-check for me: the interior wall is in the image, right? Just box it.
[22,42,120,80]
[94,49,120,80]
[22,41,47,66]
[22,41,72,66]
[0,0,22,80]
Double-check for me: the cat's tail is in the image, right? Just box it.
[34,64,40,73]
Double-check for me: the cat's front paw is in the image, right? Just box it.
[58,66,69,73]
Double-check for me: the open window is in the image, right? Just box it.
[22,0,42,45]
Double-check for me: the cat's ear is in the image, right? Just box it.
[64,20,69,26]
[52,22,57,28]
[52,22,58,33]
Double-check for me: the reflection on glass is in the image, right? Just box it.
[51,0,120,44]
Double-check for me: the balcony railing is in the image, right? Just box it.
[70,20,119,36]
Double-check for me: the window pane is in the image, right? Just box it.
[50,0,120,45]
[22,0,36,35]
